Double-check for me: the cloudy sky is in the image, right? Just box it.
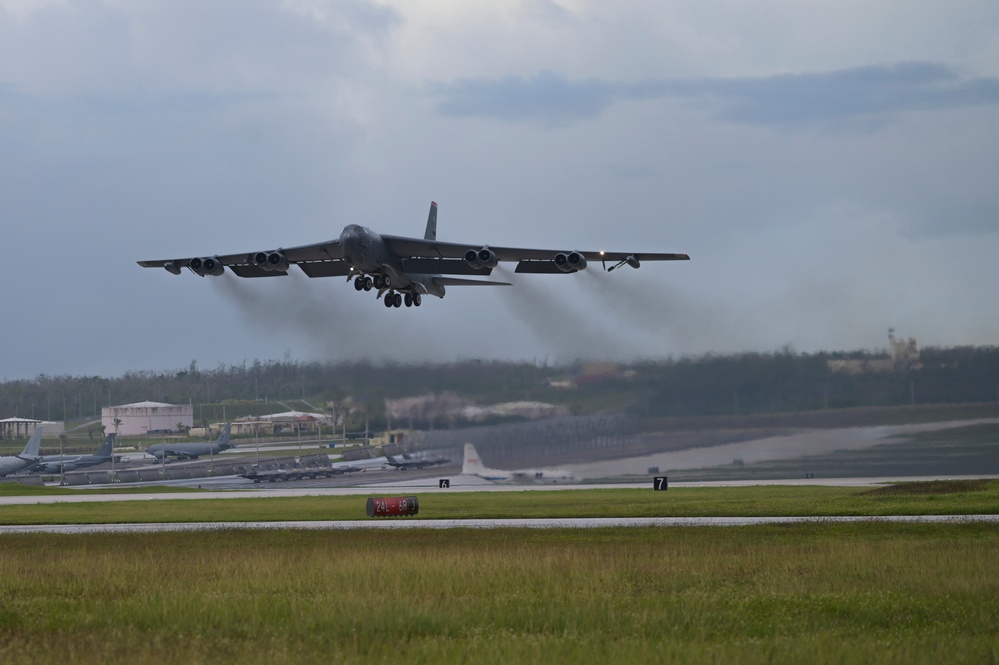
[3,0,998,379]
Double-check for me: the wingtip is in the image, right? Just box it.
[431,201,438,208]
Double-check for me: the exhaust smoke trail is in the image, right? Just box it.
[493,265,628,362]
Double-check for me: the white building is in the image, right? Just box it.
[102,401,194,437]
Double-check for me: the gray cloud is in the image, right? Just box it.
[435,63,999,128]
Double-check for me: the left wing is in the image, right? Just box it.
[381,236,689,274]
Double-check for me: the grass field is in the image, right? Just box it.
[1,482,997,664]
[0,523,997,664]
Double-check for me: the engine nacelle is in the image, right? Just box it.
[190,256,224,276]
[253,251,289,272]
[566,251,587,271]
[477,247,498,269]
[464,247,498,270]
[553,253,574,273]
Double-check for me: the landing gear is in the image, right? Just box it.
[354,276,364,291]
[404,293,413,307]
[363,276,373,291]
[413,293,421,307]
[382,292,407,308]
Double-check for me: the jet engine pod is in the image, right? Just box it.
[464,249,481,268]
[566,251,587,271]
[253,251,288,272]
[553,252,574,273]
[200,257,225,276]
[265,251,289,272]
[189,257,224,276]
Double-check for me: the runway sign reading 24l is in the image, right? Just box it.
[653,476,669,491]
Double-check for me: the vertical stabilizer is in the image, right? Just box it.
[21,426,43,458]
[462,443,488,475]
[424,201,438,241]
[216,423,233,450]
[95,433,115,458]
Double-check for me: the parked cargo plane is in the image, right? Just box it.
[386,451,451,470]
[36,433,115,474]
[138,202,689,308]
[0,426,43,477]
[146,424,233,461]
[461,443,579,484]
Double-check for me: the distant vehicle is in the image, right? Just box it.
[461,443,579,484]
[0,426,44,477]
[36,433,115,474]
[146,424,233,461]
[138,201,689,308]
[386,451,450,470]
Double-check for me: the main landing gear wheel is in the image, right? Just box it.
[353,276,364,291]
[363,276,373,291]
[392,292,403,308]
[383,295,394,308]
[404,293,413,307]
[383,274,392,288]
[413,294,422,307]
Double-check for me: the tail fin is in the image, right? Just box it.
[462,443,488,475]
[21,426,44,458]
[95,433,115,458]
[424,201,438,241]
[216,423,233,449]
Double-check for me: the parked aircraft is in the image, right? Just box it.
[36,433,115,474]
[0,426,44,477]
[386,451,450,470]
[138,202,689,308]
[461,443,579,484]
[146,424,233,461]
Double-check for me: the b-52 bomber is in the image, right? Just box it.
[138,202,689,308]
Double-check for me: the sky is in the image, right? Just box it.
[2,0,999,380]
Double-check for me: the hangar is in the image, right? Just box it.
[101,401,194,437]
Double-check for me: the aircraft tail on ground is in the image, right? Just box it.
[462,443,489,476]
[217,423,233,449]
[20,426,43,459]
[424,201,438,241]
[95,433,115,458]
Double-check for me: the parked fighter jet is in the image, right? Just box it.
[36,433,115,474]
[0,426,44,477]
[461,443,579,484]
[138,202,689,308]
[146,424,233,461]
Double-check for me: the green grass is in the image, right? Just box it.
[0,523,997,664]
[0,481,997,525]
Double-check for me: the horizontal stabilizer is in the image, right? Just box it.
[432,276,511,287]
[297,261,353,278]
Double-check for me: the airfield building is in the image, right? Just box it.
[101,401,194,437]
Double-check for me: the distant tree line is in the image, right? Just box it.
[1,346,997,426]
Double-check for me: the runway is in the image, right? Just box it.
[3,474,998,506]
[2,514,997,535]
